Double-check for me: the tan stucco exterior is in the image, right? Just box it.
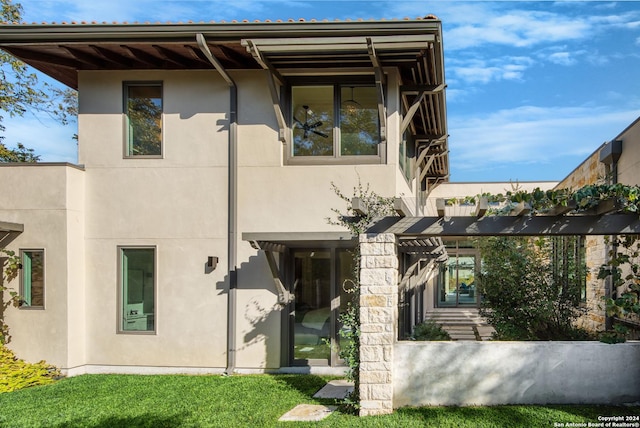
[1,62,415,373]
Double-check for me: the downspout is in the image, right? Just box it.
[196,33,238,374]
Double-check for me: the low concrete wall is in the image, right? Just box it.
[394,341,640,407]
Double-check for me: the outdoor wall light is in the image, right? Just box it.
[207,256,219,270]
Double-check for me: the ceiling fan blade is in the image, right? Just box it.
[312,130,329,138]
[308,121,323,129]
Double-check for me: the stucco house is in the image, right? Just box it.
[0,17,455,375]
[1,14,638,382]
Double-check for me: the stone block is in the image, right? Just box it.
[360,370,391,384]
[369,384,393,400]
[360,345,381,362]
[366,307,393,323]
[360,268,393,286]
[361,294,388,307]
[360,332,393,346]
[360,323,384,333]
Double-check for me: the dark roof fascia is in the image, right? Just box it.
[0,20,442,45]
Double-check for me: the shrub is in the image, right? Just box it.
[0,345,60,393]
[476,236,589,340]
[411,319,451,341]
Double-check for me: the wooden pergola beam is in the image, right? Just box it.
[366,214,640,237]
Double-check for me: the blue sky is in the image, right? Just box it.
[4,0,640,182]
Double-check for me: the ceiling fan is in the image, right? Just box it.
[294,105,328,139]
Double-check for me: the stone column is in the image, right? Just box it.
[358,232,398,416]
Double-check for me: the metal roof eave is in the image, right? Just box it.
[0,20,442,44]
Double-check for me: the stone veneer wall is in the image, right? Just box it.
[555,147,608,333]
[359,233,398,416]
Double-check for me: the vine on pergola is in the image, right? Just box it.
[445,183,640,336]
[445,183,640,217]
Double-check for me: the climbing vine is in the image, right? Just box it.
[598,234,640,342]
[445,183,640,216]
[448,183,640,341]
[0,248,22,344]
[326,181,396,412]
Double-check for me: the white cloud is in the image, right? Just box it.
[449,56,534,84]
[445,9,591,50]
[547,52,575,66]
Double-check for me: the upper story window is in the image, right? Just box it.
[20,249,44,309]
[124,82,163,158]
[289,81,381,163]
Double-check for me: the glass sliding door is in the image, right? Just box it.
[290,248,356,366]
[438,253,478,307]
[293,250,332,363]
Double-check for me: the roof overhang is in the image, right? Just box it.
[0,18,449,187]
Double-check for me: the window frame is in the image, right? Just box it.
[19,249,45,310]
[123,81,164,159]
[285,76,385,165]
[117,246,157,334]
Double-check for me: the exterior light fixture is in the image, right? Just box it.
[207,256,219,270]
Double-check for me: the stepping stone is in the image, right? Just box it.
[279,404,337,422]
[313,379,354,399]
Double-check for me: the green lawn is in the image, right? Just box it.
[0,374,638,427]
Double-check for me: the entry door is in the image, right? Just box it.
[438,254,478,307]
[291,249,355,366]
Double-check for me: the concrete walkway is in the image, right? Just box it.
[278,380,353,422]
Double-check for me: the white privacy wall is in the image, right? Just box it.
[393,341,640,407]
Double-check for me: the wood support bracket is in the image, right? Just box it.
[367,38,387,142]
[264,250,293,306]
[245,40,288,143]
[475,197,489,218]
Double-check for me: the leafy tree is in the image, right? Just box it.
[476,236,588,340]
[0,0,77,162]
[598,235,640,342]
[0,249,21,344]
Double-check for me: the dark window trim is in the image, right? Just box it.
[123,81,164,159]
[19,248,45,310]
[117,245,157,335]
[285,76,385,165]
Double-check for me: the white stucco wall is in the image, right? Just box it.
[78,70,230,370]
[0,164,84,369]
[69,67,412,371]
[394,341,640,407]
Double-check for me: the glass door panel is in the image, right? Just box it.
[293,250,331,362]
[456,256,477,306]
[437,254,478,307]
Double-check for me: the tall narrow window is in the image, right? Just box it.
[120,247,155,333]
[124,82,163,157]
[20,250,44,309]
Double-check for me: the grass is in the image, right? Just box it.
[0,374,638,427]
